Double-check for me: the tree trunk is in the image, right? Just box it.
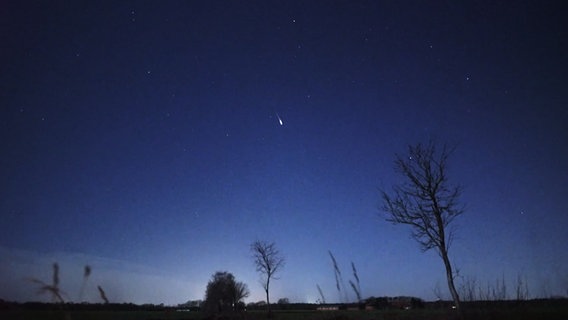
[265,288,271,315]
[441,249,463,318]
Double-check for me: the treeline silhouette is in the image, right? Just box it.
[6,297,565,312]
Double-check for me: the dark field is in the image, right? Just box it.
[2,305,568,320]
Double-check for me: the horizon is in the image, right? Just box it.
[1,244,565,305]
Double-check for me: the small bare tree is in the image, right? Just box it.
[251,240,285,315]
[380,142,464,314]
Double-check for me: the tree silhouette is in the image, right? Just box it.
[380,142,464,314]
[251,240,285,316]
[277,297,290,304]
[203,271,249,314]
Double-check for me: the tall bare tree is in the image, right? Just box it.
[251,240,285,315]
[380,142,464,313]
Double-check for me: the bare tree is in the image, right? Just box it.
[380,142,464,313]
[229,280,250,309]
[251,240,285,315]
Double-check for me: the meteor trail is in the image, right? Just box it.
[276,112,283,126]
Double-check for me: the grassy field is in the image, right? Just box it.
[2,306,568,320]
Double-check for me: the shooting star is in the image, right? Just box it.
[275,112,283,126]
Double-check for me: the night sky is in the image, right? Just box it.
[1,1,567,305]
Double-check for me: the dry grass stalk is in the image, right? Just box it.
[98,285,109,304]
[328,251,347,303]
[350,262,362,302]
[316,284,326,304]
[30,263,65,303]
[78,265,92,301]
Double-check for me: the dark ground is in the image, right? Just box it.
[2,299,567,320]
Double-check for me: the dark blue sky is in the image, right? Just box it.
[1,1,567,304]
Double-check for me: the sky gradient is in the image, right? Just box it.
[1,1,567,305]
